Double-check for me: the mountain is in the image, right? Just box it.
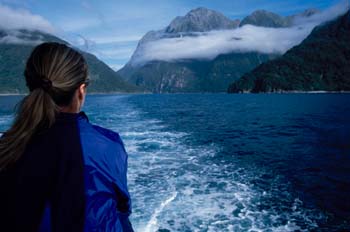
[165,7,240,33]
[118,7,320,93]
[239,9,320,28]
[240,10,291,27]
[228,11,350,93]
[0,29,139,94]
[126,7,241,67]
[118,7,281,93]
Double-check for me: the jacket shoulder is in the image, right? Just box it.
[91,125,125,151]
[76,112,125,149]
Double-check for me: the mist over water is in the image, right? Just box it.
[0,94,349,231]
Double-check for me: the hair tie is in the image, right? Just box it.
[41,77,52,91]
[37,75,52,92]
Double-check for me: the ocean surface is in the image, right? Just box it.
[0,94,349,231]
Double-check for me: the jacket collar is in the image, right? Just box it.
[77,111,89,122]
[56,111,89,122]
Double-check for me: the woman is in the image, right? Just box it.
[0,42,133,232]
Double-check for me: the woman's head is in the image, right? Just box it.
[0,42,89,170]
[25,42,89,110]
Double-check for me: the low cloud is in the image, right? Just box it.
[76,34,97,52]
[135,26,312,63]
[133,0,349,65]
[109,64,125,71]
[0,29,45,45]
[0,4,55,33]
[0,35,41,45]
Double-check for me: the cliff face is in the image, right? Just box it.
[228,11,350,93]
[0,29,139,93]
[120,52,277,93]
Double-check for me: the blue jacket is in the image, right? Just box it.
[40,111,133,231]
[0,111,133,232]
[78,112,133,231]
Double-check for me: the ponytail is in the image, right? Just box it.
[0,89,58,170]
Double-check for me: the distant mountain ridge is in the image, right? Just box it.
[228,11,350,93]
[0,29,139,94]
[117,7,319,93]
[240,9,320,28]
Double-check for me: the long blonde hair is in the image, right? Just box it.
[0,42,88,170]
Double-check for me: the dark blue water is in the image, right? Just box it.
[1,94,349,231]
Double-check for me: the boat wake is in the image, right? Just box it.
[145,191,178,232]
[83,95,325,232]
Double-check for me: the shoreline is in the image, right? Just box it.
[230,90,350,94]
[0,92,151,96]
[1,91,350,96]
[0,93,26,96]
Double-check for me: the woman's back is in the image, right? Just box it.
[0,112,85,231]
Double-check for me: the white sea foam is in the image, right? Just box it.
[144,191,178,232]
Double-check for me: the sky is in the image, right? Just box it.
[0,0,344,70]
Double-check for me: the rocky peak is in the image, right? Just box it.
[240,10,289,28]
[240,8,321,28]
[165,7,239,33]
